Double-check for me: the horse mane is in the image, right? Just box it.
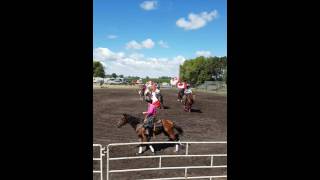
[124,113,142,125]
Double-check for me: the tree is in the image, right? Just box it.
[119,75,124,78]
[93,61,105,78]
[179,56,227,85]
[111,73,117,78]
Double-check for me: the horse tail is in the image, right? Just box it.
[173,123,184,135]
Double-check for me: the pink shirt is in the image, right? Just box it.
[147,103,157,117]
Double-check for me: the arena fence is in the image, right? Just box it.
[93,144,106,180]
[196,81,227,92]
[93,141,227,180]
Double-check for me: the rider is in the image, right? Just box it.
[142,98,157,137]
[177,80,186,102]
[144,80,153,96]
[142,83,146,91]
[184,84,192,94]
[151,84,161,108]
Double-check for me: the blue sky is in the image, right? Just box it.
[93,0,227,78]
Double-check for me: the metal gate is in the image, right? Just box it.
[93,144,105,180]
[93,141,227,180]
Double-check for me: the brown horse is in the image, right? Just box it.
[177,89,184,102]
[184,93,194,112]
[117,113,183,154]
[155,92,165,109]
[138,85,147,101]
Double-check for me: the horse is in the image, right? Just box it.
[184,93,194,112]
[117,113,183,154]
[138,87,145,101]
[157,92,164,109]
[152,90,164,109]
[177,88,184,103]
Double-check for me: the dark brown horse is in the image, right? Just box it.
[155,92,164,109]
[138,85,147,101]
[177,89,184,102]
[117,113,183,154]
[184,93,194,112]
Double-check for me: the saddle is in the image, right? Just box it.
[136,119,163,137]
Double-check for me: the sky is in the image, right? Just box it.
[93,0,227,78]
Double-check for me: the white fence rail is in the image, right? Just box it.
[106,141,227,180]
[93,144,105,180]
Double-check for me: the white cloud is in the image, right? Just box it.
[158,40,169,48]
[140,1,158,11]
[176,10,218,30]
[107,35,118,39]
[173,55,186,64]
[93,47,125,61]
[129,53,145,60]
[141,38,155,48]
[126,38,155,50]
[93,47,185,77]
[196,50,212,57]
[126,40,142,49]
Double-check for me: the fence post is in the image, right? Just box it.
[106,146,109,180]
[101,146,105,180]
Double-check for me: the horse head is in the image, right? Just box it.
[117,113,129,128]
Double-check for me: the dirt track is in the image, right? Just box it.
[93,88,227,180]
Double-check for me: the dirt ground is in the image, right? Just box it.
[93,88,227,180]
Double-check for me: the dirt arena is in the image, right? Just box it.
[93,87,227,180]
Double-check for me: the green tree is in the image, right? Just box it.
[119,75,124,78]
[93,61,105,78]
[179,56,227,85]
[111,73,117,78]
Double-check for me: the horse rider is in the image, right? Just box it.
[150,84,161,108]
[177,80,187,102]
[144,80,153,96]
[141,84,146,94]
[142,98,157,138]
[184,84,192,95]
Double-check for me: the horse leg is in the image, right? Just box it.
[138,133,144,154]
[175,136,183,152]
[141,128,155,153]
[149,144,155,153]
[138,145,143,154]
[170,133,180,152]
[138,129,149,154]
[147,128,155,153]
[166,130,180,152]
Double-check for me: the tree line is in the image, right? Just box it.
[179,56,227,86]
